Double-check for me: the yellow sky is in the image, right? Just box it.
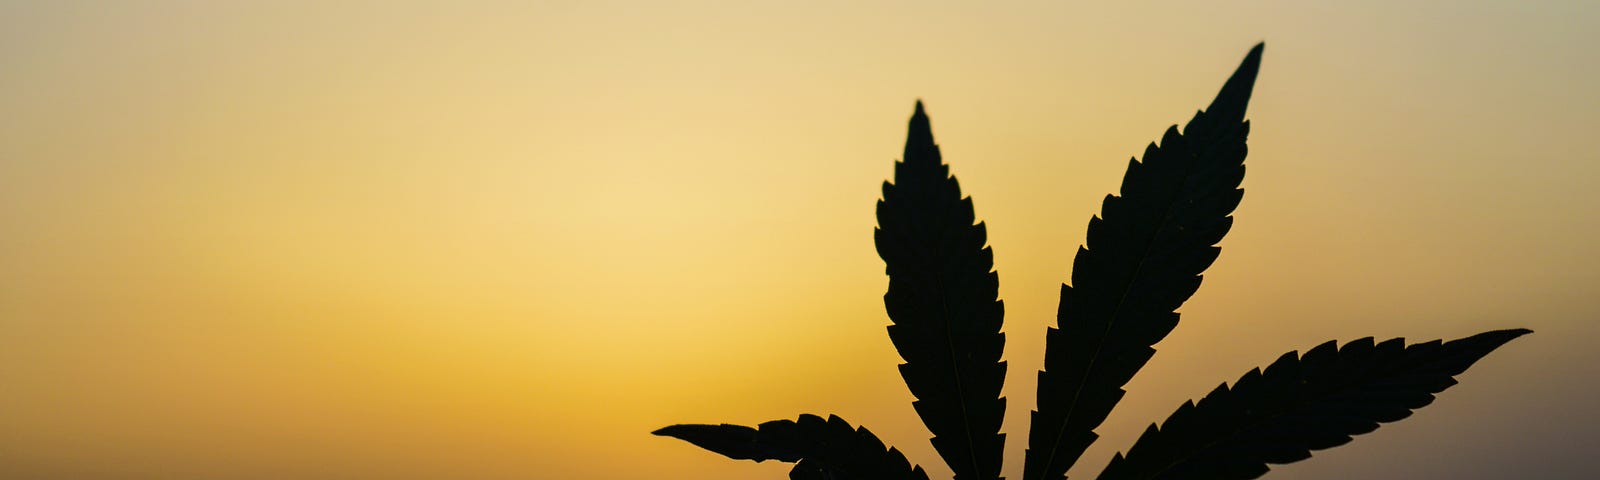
[2,1,1597,479]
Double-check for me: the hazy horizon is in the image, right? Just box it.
[3,1,1597,479]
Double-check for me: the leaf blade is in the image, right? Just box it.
[654,414,931,480]
[876,101,1008,480]
[1025,43,1264,480]
[1095,328,1531,480]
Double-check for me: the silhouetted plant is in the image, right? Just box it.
[654,43,1529,480]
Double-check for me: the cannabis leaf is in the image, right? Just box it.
[1096,329,1532,480]
[654,42,1529,480]
[1025,43,1260,480]
[653,414,931,480]
[874,100,1008,480]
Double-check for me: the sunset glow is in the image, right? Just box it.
[2,2,1596,479]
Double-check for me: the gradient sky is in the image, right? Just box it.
[3,1,1597,479]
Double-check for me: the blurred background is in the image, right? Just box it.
[2,1,1596,478]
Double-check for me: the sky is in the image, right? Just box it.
[2,1,1597,479]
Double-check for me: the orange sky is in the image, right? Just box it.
[2,1,1597,479]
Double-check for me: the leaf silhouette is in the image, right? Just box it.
[875,101,1007,480]
[656,42,1532,480]
[1095,328,1531,480]
[654,414,931,480]
[1024,43,1263,480]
